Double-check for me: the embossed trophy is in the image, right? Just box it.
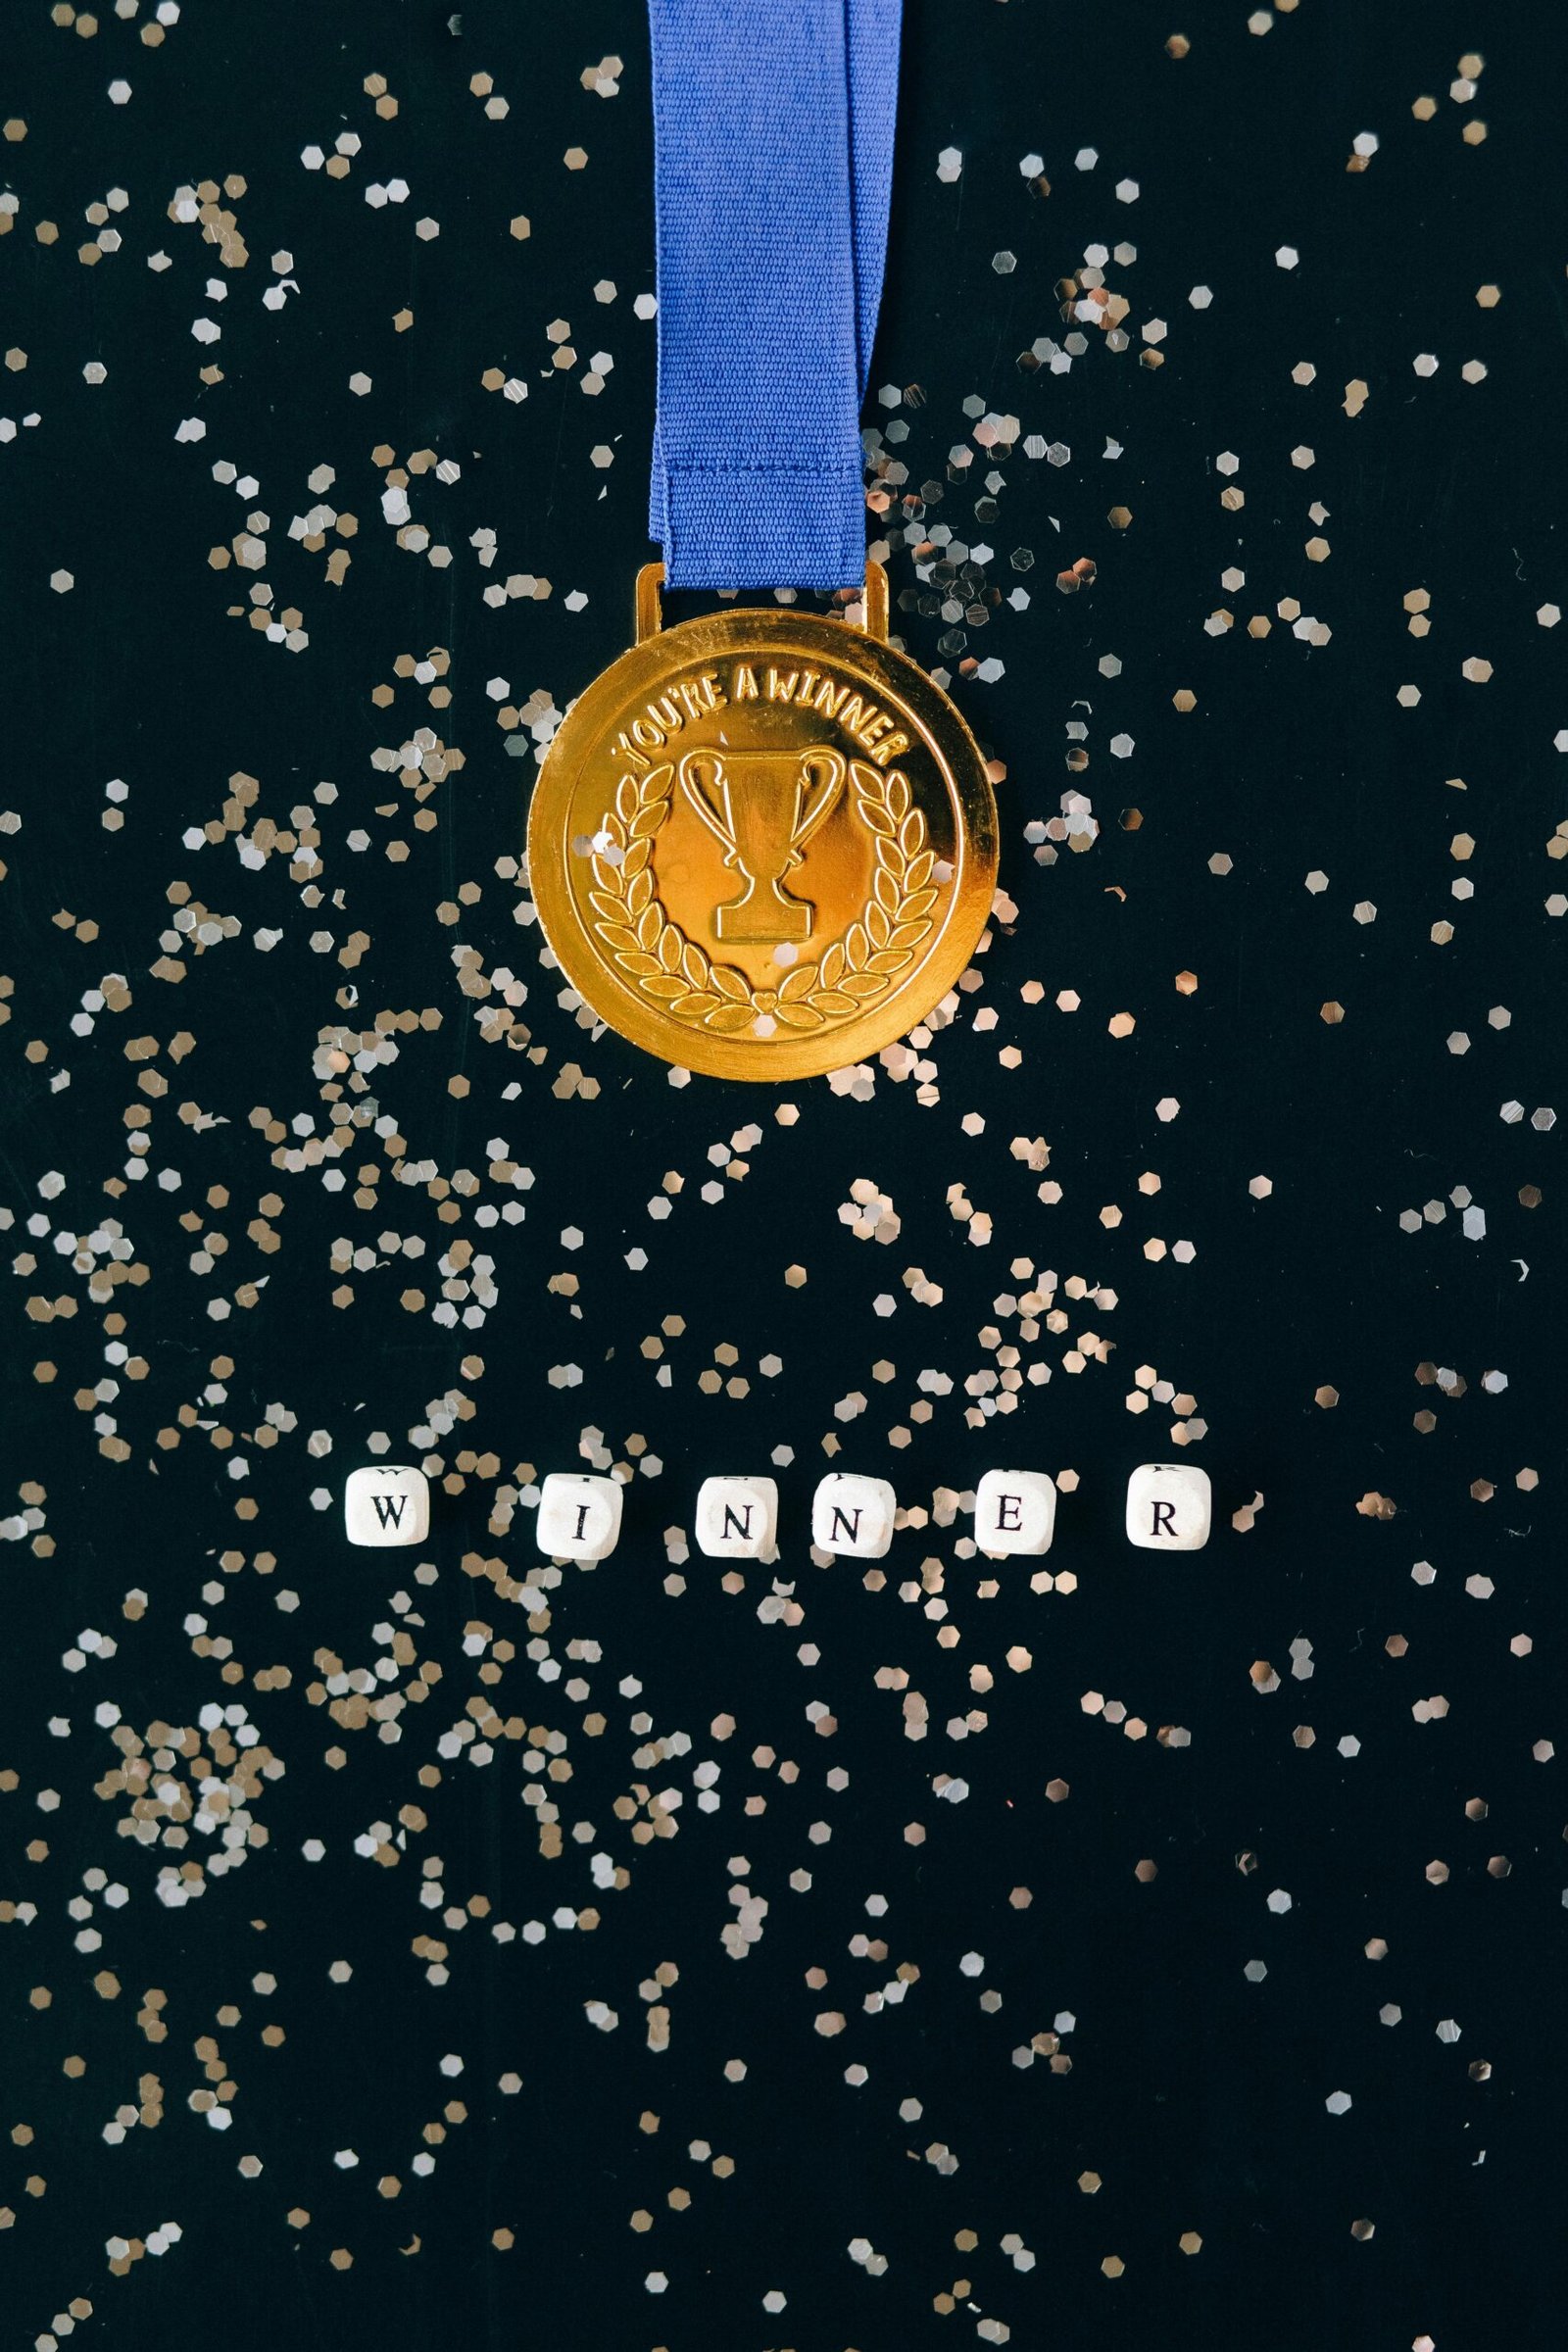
[676,746,845,943]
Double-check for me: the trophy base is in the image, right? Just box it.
[713,888,812,945]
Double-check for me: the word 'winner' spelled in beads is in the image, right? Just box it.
[343,1464,1213,1558]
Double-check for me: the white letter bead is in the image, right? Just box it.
[694,1476,778,1560]
[537,1472,623,1561]
[811,1473,897,1559]
[975,1469,1056,1556]
[344,1464,430,1548]
[1126,1462,1211,1551]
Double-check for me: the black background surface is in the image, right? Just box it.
[1,3,1564,2347]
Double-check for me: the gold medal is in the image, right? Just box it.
[527,563,999,1081]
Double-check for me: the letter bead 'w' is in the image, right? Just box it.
[344,1465,431,1549]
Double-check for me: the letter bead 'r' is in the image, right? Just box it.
[344,1464,430,1549]
[537,1473,624,1562]
[974,1469,1056,1557]
[810,1473,897,1559]
[1125,1463,1211,1551]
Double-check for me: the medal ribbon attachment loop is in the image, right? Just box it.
[647,0,902,591]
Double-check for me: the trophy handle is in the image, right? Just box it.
[677,751,736,856]
[791,749,846,857]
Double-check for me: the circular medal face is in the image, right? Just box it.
[527,603,999,1081]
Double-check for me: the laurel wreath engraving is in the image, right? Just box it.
[586,760,938,1036]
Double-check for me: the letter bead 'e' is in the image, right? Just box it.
[695,1476,778,1560]
[1125,1463,1211,1551]
[537,1472,623,1562]
[344,1464,430,1548]
[974,1469,1056,1557]
[810,1473,897,1559]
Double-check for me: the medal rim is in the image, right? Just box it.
[526,604,999,1083]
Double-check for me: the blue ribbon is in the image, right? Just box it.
[647,0,902,591]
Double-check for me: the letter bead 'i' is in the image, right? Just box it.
[537,1473,623,1562]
